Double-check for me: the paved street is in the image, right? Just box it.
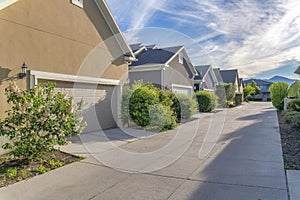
[0,102,288,200]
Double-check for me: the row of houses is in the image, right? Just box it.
[0,0,243,133]
[128,43,244,95]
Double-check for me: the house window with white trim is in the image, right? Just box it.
[178,52,183,64]
[71,0,83,8]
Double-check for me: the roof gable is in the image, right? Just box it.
[220,69,238,84]
[194,65,211,80]
[213,68,223,82]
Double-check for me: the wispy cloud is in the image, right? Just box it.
[106,0,300,78]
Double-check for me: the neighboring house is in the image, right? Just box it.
[129,43,198,95]
[239,78,244,93]
[0,0,135,132]
[194,65,219,92]
[220,69,243,92]
[213,68,223,83]
[244,79,273,101]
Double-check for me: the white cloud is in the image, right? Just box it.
[106,0,300,78]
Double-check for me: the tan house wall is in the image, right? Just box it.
[0,0,128,120]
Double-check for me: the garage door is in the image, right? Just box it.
[38,79,118,132]
[171,84,193,96]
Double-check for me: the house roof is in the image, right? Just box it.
[220,69,238,84]
[295,66,300,75]
[244,79,273,86]
[130,43,143,52]
[194,65,211,80]
[213,68,223,82]
[130,45,184,66]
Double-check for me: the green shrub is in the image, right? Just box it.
[196,91,218,112]
[287,99,300,112]
[0,82,86,161]
[270,82,288,110]
[129,85,159,127]
[148,104,177,131]
[288,81,300,98]
[235,93,243,106]
[171,93,198,121]
[215,83,236,107]
[283,110,300,129]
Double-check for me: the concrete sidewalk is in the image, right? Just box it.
[0,102,289,199]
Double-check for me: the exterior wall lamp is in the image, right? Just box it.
[18,62,27,79]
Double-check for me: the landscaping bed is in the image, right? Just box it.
[278,111,300,170]
[0,151,83,188]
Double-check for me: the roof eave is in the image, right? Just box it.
[94,0,135,60]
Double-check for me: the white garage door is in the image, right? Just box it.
[39,79,118,132]
[171,84,193,96]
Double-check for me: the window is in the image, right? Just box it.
[71,0,83,8]
[178,52,183,64]
[0,0,18,10]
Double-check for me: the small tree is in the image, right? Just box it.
[270,82,288,110]
[243,84,255,98]
[0,82,86,161]
[288,80,300,98]
[251,80,261,95]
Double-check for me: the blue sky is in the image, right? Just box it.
[106,0,300,79]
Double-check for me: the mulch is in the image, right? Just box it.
[278,111,300,170]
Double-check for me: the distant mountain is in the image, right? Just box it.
[268,76,297,86]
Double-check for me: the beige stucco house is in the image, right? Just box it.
[0,0,134,132]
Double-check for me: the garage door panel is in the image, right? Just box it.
[39,80,118,132]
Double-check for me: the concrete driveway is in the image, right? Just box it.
[0,102,288,200]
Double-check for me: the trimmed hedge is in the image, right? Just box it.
[129,85,159,127]
[287,99,300,112]
[196,91,218,112]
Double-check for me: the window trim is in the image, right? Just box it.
[71,0,83,8]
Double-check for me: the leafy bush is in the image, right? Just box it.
[270,82,288,110]
[235,93,243,106]
[196,91,218,112]
[243,84,255,98]
[288,81,300,98]
[287,99,300,112]
[283,110,300,129]
[148,104,177,131]
[215,83,236,107]
[171,93,198,122]
[250,80,261,95]
[129,85,159,127]
[0,82,86,161]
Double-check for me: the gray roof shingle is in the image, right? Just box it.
[220,69,238,84]
[194,65,211,80]
[130,45,183,67]
[213,68,223,82]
